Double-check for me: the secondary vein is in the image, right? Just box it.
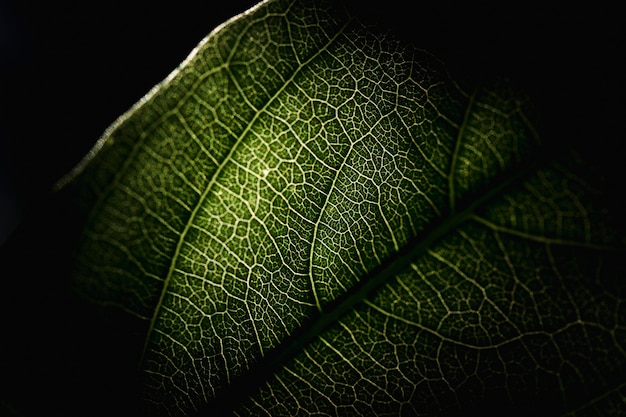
[139,14,353,367]
[448,89,477,212]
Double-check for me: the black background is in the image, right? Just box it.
[0,1,623,416]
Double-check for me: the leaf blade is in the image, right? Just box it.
[60,0,626,415]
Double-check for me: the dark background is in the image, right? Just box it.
[0,1,623,416]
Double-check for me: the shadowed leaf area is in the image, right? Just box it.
[1,0,624,416]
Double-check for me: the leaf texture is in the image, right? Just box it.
[61,0,626,415]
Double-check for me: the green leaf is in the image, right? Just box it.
[9,0,625,415]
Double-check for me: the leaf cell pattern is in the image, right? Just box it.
[67,0,625,415]
[237,160,626,416]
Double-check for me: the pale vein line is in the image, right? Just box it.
[395,62,450,179]
[308,66,418,311]
[139,17,353,365]
[117,184,181,235]
[83,229,162,283]
[153,325,208,403]
[267,111,336,172]
[308,143,350,312]
[448,89,477,212]
[379,188,400,252]
[426,248,525,337]
[365,299,588,351]
[470,214,624,251]
[306,61,365,312]
[318,335,385,393]
[226,158,316,227]
[174,111,220,167]
[244,269,265,356]
[281,360,329,406]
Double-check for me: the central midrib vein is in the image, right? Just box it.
[139,15,354,366]
[202,143,539,416]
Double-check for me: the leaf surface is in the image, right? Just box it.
[56,0,626,415]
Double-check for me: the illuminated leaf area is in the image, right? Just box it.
[61,0,625,415]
